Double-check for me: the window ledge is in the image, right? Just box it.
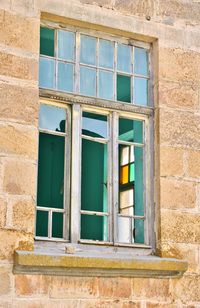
[14,249,188,278]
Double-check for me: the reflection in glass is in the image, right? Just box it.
[58,30,75,61]
[117,43,132,73]
[39,57,55,89]
[118,118,143,143]
[36,210,48,237]
[52,212,63,238]
[80,67,96,97]
[81,215,108,241]
[82,112,107,138]
[134,77,148,106]
[134,47,148,76]
[99,39,114,69]
[39,104,66,132]
[117,74,131,103]
[40,27,54,57]
[117,216,131,243]
[57,62,74,92]
[80,35,97,65]
[99,70,114,100]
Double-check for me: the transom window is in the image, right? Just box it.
[36,24,153,249]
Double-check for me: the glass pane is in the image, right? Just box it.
[117,43,132,73]
[37,133,65,209]
[119,189,134,216]
[120,146,129,166]
[81,215,108,241]
[120,165,129,185]
[134,147,144,216]
[134,219,144,244]
[130,163,135,182]
[134,77,148,106]
[119,118,143,143]
[80,35,97,65]
[99,39,114,69]
[36,210,48,237]
[117,216,131,243]
[39,104,66,132]
[52,212,63,238]
[40,27,54,57]
[39,57,55,89]
[58,30,75,61]
[117,75,131,103]
[57,62,74,92]
[81,139,108,213]
[99,70,114,100]
[134,47,148,76]
[82,112,107,139]
[80,67,96,97]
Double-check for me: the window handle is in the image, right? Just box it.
[103,182,107,188]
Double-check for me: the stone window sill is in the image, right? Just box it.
[13,248,188,278]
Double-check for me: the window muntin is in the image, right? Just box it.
[37,24,153,248]
[39,26,150,106]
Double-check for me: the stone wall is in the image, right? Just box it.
[0,0,199,306]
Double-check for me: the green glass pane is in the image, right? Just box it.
[119,118,143,143]
[57,62,74,92]
[134,47,149,76]
[58,30,75,61]
[40,27,54,57]
[130,163,135,182]
[134,77,148,106]
[39,104,66,132]
[52,212,63,238]
[82,112,107,138]
[81,215,108,241]
[117,75,131,103]
[134,219,144,244]
[39,57,55,89]
[134,147,144,216]
[99,70,114,100]
[81,139,107,213]
[37,133,65,209]
[80,67,96,97]
[80,35,97,65]
[36,210,48,237]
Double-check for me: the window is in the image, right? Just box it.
[36,24,153,249]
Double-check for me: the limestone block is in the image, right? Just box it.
[187,150,200,178]
[0,0,11,10]
[0,124,38,159]
[159,48,200,83]
[15,275,50,296]
[159,109,200,149]
[80,0,113,9]
[0,10,39,53]
[132,278,170,301]
[3,159,37,196]
[12,300,78,308]
[11,0,37,17]
[0,52,38,81]
[12,198,35,233]
[160,146,183,177]
[171,275,200,302]
[0,229,33,260]
[160,178,196,210]
[98,277,131,299]
[114,0,155,17]
[161,210,200,244]
[158,80,198,109]
[146,303,176,308]
[0,266,11,296]
[0,83,39,125]
[49,276,98,299]
[0,196,7,228]
[79,300,140,308]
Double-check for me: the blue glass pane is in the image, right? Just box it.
[39,57,55,89]
[57,62,74,92]
[80,35,97,65]
[99,39,114,69]
[134,47,148,76]
[39,104,66,132]
[134,77,148,106]
[80,67,96,96]
[117,43,132,73]
[58,30,75,61]
[99,70,114,100]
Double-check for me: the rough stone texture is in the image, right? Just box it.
[0,196,7,228]
[3,159,37,196]
[0,83,39,125]
[12,198,35,233]
[98,277,131,299]
[80,0,114,9]
[0,266,11,296]
[187,150,200,178]
[15,275,50,297]
[160,178,196,209]
[160,146,183,177]
[114,0,155,17]
[132,278,170,301]
[171,275,200,303]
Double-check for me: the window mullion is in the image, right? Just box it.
[71,104,82,243]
